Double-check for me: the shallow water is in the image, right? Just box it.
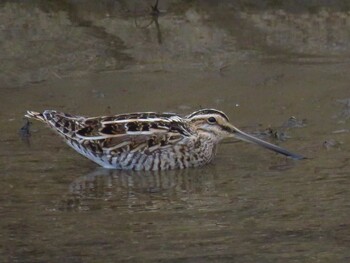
[1,1,350,262]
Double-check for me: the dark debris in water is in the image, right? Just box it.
[251,116,306,142]
[281,116,307,128]
[259,128,289,141]
[323,139,341,150]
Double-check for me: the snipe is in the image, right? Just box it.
[25,109,304,170]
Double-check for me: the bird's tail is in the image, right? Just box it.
[25,111,46,122]
[25,110,84,138]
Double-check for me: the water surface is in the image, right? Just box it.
[1,1,350,262]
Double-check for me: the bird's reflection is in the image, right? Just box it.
[58,167,220,211]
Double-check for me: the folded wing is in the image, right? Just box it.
[27,110,194,155]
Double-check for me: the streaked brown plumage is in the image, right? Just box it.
[25,109,304,170]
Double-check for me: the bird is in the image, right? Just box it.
[25,109,304,171]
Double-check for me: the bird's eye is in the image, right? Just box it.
[207,117,217,124]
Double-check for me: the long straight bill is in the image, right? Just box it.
[233,127,305,160]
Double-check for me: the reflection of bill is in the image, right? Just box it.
[59,167,220,211]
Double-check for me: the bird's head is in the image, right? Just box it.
[186,109,304,160]
[186,109,235,141]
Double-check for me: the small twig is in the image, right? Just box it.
[134,0,163,44]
